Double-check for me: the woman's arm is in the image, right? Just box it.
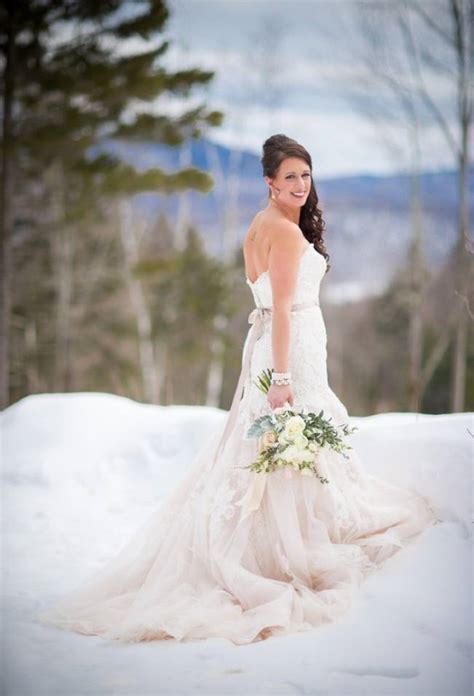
[267,221,305,373]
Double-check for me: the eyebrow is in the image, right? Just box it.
[286,170,311,174]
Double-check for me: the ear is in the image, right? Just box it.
[264,176,273,187]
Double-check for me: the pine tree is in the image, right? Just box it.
[0,0,224,405]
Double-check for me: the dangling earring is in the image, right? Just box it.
[270,188,275,199]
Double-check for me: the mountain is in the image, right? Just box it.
[94,137,472,303]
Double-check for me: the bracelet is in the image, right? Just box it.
[272,371,291,386]
[273,378,291,386]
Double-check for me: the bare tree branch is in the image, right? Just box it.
[410,0,457,46]
[399,5,460,157]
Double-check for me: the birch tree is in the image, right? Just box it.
[342,0,472,411]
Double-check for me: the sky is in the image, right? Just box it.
[152,0,459,177]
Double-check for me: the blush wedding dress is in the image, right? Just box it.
[37,241,438,645]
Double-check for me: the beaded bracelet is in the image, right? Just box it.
[272,371,291,386]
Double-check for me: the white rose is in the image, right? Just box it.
[293,433,308,450]
[308,441,320,453]
[282,415,305,443]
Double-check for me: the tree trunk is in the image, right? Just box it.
[203,140,243,407]
[205,313,229,408]
[48,160,74,392]
[407,134,425,412]
[24,319,40,393]
[451,295,468,412]
[0,8,15,408]
[53,223,74,390]
[118,199,159,404]
[450,124,472,411]
[163,338,174,405]
[175,140,192,252]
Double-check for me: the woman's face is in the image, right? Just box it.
[264,156,312,208]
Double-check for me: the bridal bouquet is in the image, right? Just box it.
[242,368,358,485]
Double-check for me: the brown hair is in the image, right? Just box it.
[261,133,330,273]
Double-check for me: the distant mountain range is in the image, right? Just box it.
[97,137,473,304]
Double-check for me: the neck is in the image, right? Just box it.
[268,198,300,224]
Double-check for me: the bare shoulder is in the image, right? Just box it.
[269,219,305,251]
[268,220,307,282]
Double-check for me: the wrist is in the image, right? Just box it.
[271,370,291,386]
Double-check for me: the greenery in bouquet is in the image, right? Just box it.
[242,368,358,483]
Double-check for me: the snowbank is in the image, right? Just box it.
[1,393,472,696]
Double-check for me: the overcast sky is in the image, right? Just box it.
[154,0,457,178]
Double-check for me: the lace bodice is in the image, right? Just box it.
[240,242,350,432]
[245,243,326,307]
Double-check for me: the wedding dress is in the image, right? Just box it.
[37,242,438,645]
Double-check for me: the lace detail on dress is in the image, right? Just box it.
[35,236,437,647]
[243,245,340,437]
[209,467,248,535]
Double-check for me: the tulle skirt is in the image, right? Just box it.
[37,396,438,646]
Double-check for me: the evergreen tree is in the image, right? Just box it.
[0,0,224,405]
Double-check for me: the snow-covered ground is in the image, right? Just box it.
[1,393,473,696]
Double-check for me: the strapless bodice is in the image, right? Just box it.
[246,243,327,308]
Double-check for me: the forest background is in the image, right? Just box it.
[1,0,472,416]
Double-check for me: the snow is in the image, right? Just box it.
[1,393,472,696]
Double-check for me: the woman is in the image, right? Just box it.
[37,134,438,645]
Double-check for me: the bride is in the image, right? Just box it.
[37,133,438,645]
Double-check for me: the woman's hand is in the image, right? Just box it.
[267,383,294,410]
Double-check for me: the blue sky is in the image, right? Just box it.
[151,0,457,178]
